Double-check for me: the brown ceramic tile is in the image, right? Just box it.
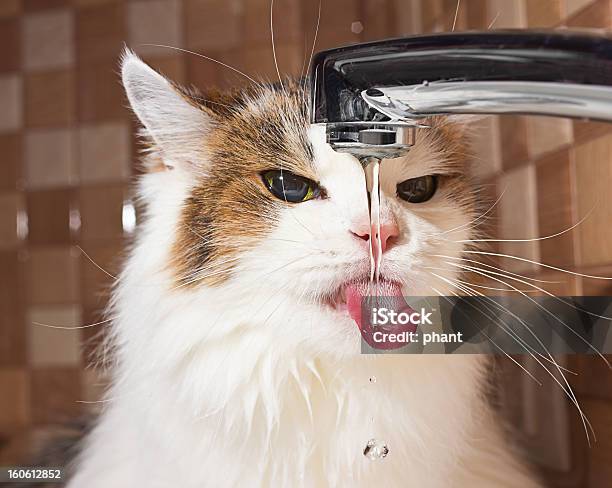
[580,266,612,294]
[0,134,21,191]
[0,192,24,248]
[78,122,131,184]
[581,399,612,485]
[80,369,109,409]
[79,185,126,242]
[573,134,612,267]
[499,115,529,170]
[497,165,540,273]
[487,0,527,28]
[244,0,300,45]
[535,150,575,267]
[300,0,360,52]
[26,189,75,245]
[81,307,108,364]
[127,0,182,58]
[186,50,222,89]
[526,0,563,27]
[24,129,76,189]
[142,55,186,84]
[0,18,20,73]
[28,305,81,366]
[0,252,26,366]
[526,116,573,160]
[72,0,121,7]
[0,0,21,19]
[466,0,488,29]
[185,0,242,51]
[24,69,75,128]
[26,246,80,305]
[76,2,126,65]
[80,242,123,309]
[439,0,468,31]
[362,0,399,41]
[24,0,68,10]
[0,75,22,132]
[421,0,442,31]
[22,9,74,71]
[573,119,612,144]
[0,369,30,433]
[77,60,129,122]
[566,0,611,27]
[468,116,502,179]
[393,0,421,35]
[30,367,82,424]
[242,44,303,82]
[566,0,597,17]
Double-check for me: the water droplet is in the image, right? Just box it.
[363,438,389,460]
[369,376,377,383]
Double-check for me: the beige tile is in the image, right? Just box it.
[525,116,573,159]
[25,129,76,189]
[128,0,181,58]
[22,9,74,71]
[573,134,612,266]
[468,116,502,179]
[0,369,30,433]
[487,0,527,28]
[565,0,595,16]
[497,165,540,273]
[28,305,81,366]
[0,75,22,132]
[26,246,80,304]
[185,0,242,51]
[78,123,130,184]
[0,192,24,248]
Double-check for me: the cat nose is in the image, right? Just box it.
[350,222,399,253]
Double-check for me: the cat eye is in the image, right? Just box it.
[262,170,321,203]
[396,175,438,203]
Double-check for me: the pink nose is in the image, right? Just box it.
[350,222,399,253]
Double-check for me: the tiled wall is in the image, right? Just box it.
[1,0,612,486]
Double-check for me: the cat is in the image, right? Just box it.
[64,50,542,487]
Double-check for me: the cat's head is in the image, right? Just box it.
[121,51,478,355]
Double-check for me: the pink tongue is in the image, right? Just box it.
[344,281,416,349]
[345,281,406,331]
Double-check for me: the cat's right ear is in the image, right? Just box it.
[121,49,212,170]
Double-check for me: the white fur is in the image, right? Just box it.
[67,56,541,488]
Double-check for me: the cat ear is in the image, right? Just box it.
[121,49,211,168]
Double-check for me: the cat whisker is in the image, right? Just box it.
[455,205,595,244]
[77,245,118,280]
[438,185,507,236]
[303,0,322,79]
[32,317,113,330]
[452,0,461,32]
[441,258,611,365]
[270,0,285,93]
[141,43,261,86]
[430,276,594,443]
[458,250,612,281]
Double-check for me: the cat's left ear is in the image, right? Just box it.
[121,49,212,169]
